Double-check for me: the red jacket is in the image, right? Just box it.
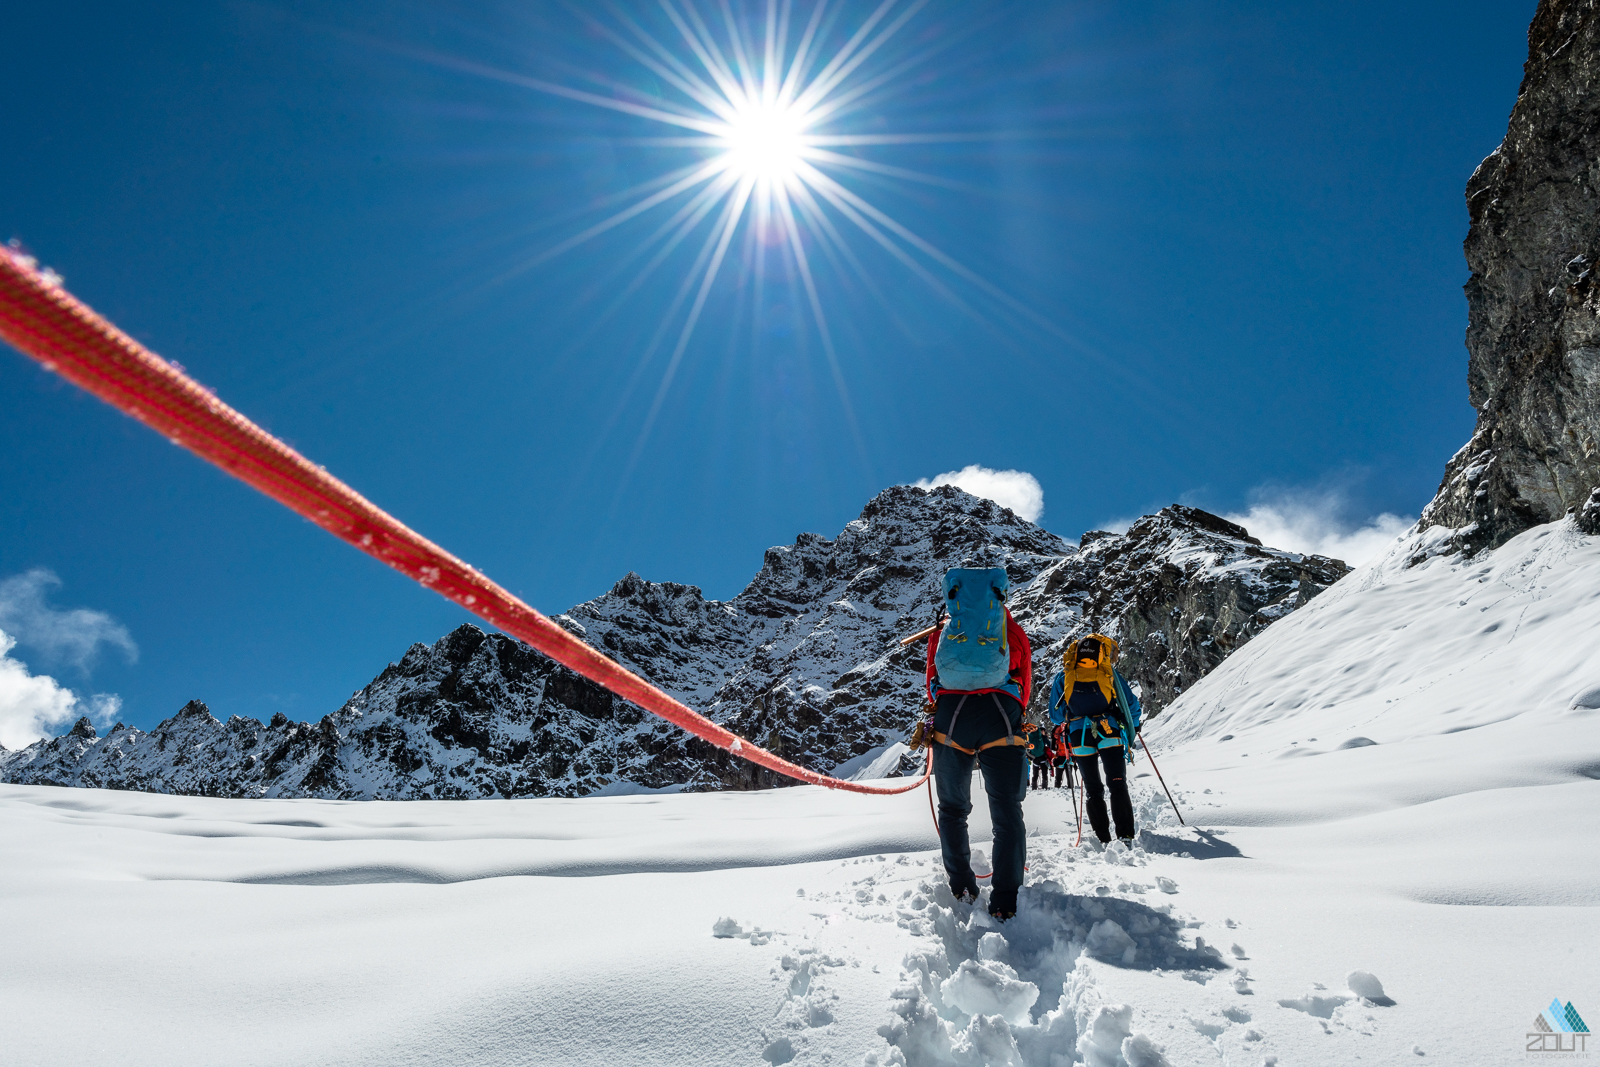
[925,607,1033,707]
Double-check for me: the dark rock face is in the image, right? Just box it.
[1423,0,1600,551]
[1579,486,1600,534]
[1011,506,1348,715]
[655,484,1073,791]
[0,488,1345,799]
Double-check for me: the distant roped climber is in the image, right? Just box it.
[1048,634,1141,845]
[1026,722,1051,789]
[1049,723,1071,788]
[924,566,1033,921]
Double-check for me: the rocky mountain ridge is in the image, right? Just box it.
[0,486,1348,799]
[1422,0,1600,549]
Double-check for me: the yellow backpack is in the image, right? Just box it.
[1061,633,1120,707]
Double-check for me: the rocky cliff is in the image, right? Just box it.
[0,486,1347,799]
[1423,0,1600,548]
[1011,506,1347,714]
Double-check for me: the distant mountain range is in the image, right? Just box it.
[0,485,1347,799]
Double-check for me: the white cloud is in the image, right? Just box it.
[912,466,1045,523]
[0,630,121,750]
[0,569,137,671]
[1091,517,1136,536]
[1222,490,1414,566]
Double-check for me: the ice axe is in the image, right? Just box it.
[1137,728,1185,826]
[1066,754,1083,845]
[898,612,947,647]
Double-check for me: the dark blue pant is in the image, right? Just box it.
[1075,745,1135,842]
[933,735,1027,904]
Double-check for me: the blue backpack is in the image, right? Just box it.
[933,568,1012,691]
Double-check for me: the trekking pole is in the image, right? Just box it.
[1066,758,1080,834]
[1071,760,1083,846]
[1137,729,1185,826]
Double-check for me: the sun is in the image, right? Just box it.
[451,0,1065,484]
[718,100,809,183]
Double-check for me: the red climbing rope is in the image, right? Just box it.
[0,246,933,797]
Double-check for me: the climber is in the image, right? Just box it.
[1049,723,1071,788]
[1026,722,1051,789]
[1047,634,1141,845]
[924,566,1033,921]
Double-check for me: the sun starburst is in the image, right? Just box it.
[408,0,1065,483]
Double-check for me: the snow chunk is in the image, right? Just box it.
[1277,991,1350,1018]
[1121,1031,1174,1067]
[1077,1004,1133,1067]
[1348,969,1395,1005]
[939,958,1039,1025]
[1085,919,1138,965]
[711,917,743,938]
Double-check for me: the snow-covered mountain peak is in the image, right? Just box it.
[2,488,1342,799]
[1011,504,1349,714]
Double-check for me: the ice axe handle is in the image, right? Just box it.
[898,623,940,647]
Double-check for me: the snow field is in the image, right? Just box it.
[0,778,1076,1066]
[3,518,1598,1066]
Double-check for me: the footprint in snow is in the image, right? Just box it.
[759,950,848,1062]
[871,875,1224,1066]
[711,917,774,945]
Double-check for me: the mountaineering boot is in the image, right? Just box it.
[1088,807,1112,845]
[987,888,1017,922]
[951,879,979,905]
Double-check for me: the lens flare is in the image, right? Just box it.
[411,0,1069,484]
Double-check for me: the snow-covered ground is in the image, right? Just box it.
[3,519,1598,1066]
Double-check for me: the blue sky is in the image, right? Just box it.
[1,0,1534,739]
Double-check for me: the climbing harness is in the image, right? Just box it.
[928,693,1028,756]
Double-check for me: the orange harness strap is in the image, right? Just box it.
[930,732,1029,757]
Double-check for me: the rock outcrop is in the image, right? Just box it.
[1422,0,1600,551]
[1012,506,1348,714]
[0,486,1347,799]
